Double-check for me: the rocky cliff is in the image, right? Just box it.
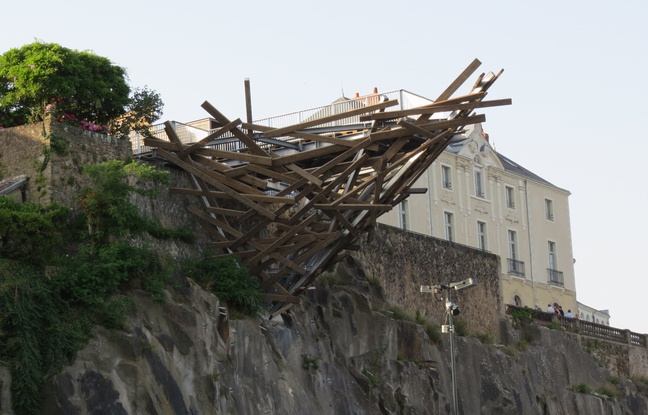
[3,269,642,415]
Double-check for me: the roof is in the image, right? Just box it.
[495,151,557,188]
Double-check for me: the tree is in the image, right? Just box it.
[0,41,163,135]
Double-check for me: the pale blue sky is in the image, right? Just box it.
[3,1,648,332]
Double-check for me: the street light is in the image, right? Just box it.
[421,278,477,415]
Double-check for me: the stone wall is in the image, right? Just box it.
[0,116,131,205]
[354,224,502,337]
[46,118,131,206]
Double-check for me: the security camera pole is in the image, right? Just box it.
[421,278,477,415]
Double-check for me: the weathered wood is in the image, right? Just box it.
[359,98,512,121]
[201,101,268,156]
[144,61,507,317]
[176,118,242,158]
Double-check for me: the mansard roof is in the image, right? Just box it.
[495,151,559,189]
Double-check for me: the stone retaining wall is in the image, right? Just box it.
[355,224,502,337]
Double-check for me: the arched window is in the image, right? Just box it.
[514,295,522,307]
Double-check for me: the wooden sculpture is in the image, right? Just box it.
[144,59,510,317]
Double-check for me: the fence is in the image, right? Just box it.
[505,304,648,348]
[131,89,438,156]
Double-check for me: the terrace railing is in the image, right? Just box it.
[131,89,436,156]
[506,304,647,348]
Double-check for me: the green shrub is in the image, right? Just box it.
[454,319,468,336]
[596,385,619,399]
[572,383,590,394]
[302,354,320,370]
[511,308,533,325]
[474,332,494,345]
[182,256,263,316]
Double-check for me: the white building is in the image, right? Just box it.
[379,123,578,314]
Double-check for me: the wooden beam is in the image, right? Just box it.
[201,101,268,156]
[436,58,482,102]
[159,149,277,220]
[359,98,512,121]
[176,118,242,158]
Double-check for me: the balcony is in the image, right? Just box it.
[507,258,525,277]
[548,268,564,287]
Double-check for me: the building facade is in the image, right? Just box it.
[379,123,577,314]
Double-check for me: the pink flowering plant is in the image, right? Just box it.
[0,41,163,137]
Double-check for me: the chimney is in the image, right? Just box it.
[481,130,490,142]
[373,87,378,94]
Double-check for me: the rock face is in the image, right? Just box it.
[15,274,644,415]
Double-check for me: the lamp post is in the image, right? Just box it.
[421,278,477,415]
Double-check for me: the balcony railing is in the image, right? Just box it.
[505,304,648,348]
[507,258,525,277]
[132,89,437,156]
[548,268,564,287]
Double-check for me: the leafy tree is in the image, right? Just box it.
[0,41,163,135]
[75,160,173,244]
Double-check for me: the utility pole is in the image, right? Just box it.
[421,278,477,415]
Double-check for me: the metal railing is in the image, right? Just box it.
[131,89,437,156]
[507,258,525,277]
[548,268,564,287]
[506,304,648,348]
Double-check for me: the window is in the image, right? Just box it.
[477,221,487,251]
[398,200,408,230]
[474,168,484,198]
[507,230,525,276]
[545,199,554,221]
[505,186,515,209]
[444,212,454,242]
[441,165,452,189]
[548,241,556,270]
[514,295,522,307]
[508,230,517,260]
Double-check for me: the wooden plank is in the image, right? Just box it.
[369,114,486,143]
[314,203,392,211]
[243,122,363,149]
[204,206,247,217]
[201,101,269,156]
[169,187,296,204]
[159,149,277,220]
[188,205,243,239]
[407,188,428,194]
[262,100,399,138]
[269,144,349,167]
[436,58,482,102]
[397,119,440,138]
[286,163,323,187]
[261,293,301,303]
[247,213,319,265]
[244,163,299,184]
[196,147,273,166]
[176,118,242,158]
[143,137,183,151]
[164,121,185,149]
[360,98,512,121]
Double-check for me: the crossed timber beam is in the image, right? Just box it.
[144,58,510,317]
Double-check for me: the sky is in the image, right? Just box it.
[3,1,648,333]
